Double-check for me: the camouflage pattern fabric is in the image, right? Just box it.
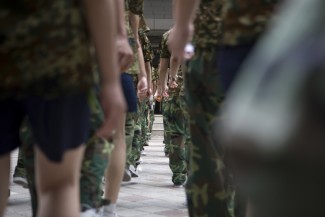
[221,0,279,46]
[152,67,159,82]
[159,30,187,184]
[193,0,223,53]
[124,0,144,75]
[20,91,113,216]
[159,30,172,59]
[159,30,184,96]
[185,49,233,217]
[139,14,150,36]
[162,99,171,155]
[0,1,94,99]
[165,95,187,185]
[125,112,136,167]
[139,33,154,63]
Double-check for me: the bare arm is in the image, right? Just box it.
[159,58,169,94]
[169,56,180,88]
[83,0,126,139]
[116,0,133,72]
[145,61,153,94]
[168,0,200,61]
[130,12,148,99]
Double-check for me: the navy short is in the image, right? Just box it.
[218,43,256,94]
[121,73,137,113]
[0,93,90,162]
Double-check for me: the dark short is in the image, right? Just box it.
[0,93,90,162]
[121,73,137,113]
[218,42,256,94]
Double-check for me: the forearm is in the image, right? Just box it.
[169,56,180,79]
[83,0,118,84]
[145,62,152,90]
[158,59,169,90]
[137,45,147,79]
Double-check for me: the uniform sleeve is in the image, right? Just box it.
[128,0,144,15]
[140,34,154,62]
[159,34,171,59]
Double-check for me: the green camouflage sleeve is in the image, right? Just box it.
[140,34,154,63]
[192,0,223,50]
[128,0,144,15]
[159,31,171,59]
[222,0,278,45]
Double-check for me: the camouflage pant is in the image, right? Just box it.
[164,94,188,185]
[148,102,155,137]
[20,91,112,216]
[185,49,233,217]
[125,112,136,167]
[162,99,171,154]
[140,100,150,146]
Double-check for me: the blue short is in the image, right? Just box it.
[121,73,137,113]
[0,93,90,162]
[218,43,255,94]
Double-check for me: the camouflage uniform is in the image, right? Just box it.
[222,1,325,217]
[20,91,113,216]
[184,1,234,217]
[124,0,145,169]
[160,30,187,185]
[219,1,279,215]
[139,31,154,149]
[0,1,94,100]
[221,0,278,46]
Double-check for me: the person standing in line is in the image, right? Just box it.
[159,29,188,186]
[168,0,234,216]
[0,1,125,217]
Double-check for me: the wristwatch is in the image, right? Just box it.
[170,77,177,82]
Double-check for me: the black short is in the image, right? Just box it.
[121,73,137,113]
[0,93,90,162]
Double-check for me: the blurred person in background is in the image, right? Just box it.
[221,0,325,216]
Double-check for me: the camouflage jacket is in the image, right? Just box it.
[159,30,183,97]
[221,0,279,46]
[193,0,223,52]
[139,33,154,63]
[0,1,94,99]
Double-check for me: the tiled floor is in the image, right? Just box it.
[5,135,189,217]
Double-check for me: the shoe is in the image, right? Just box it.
[143,142,149,146]
[141,150,146,156]
[135,157,143,166]
[13,176,28,188]
[122,168,131,182]
[13,167,28,188]
[129,165,139,178]
[80,208,99,217]
[99,204,118,217]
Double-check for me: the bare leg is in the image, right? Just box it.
[104,113,126,203]
[35,145,85,217]
[0,153,10,217]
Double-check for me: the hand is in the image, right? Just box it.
[167,24,194,62]
[162,90,169,99]
[154,89,162,102]
[168,80,178,89]
[96,83,126,140]
[116,36,133,72]
[137,76,148,101]
[147,87,153,97]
